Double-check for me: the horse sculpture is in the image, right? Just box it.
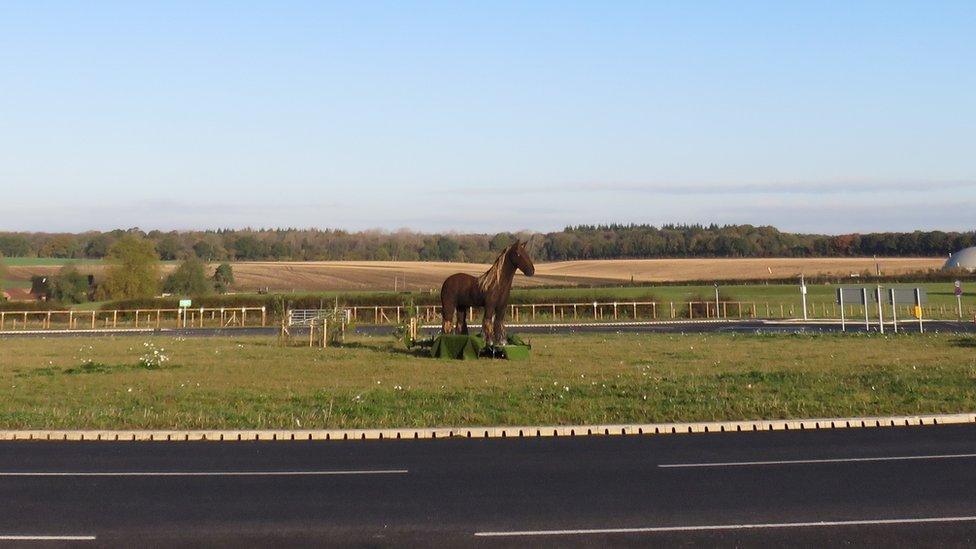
[440,240,535,345]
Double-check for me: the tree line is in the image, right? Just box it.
[0,224,972,263]
[22,236,236,304]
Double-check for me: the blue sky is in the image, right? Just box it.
[1,2,974,234]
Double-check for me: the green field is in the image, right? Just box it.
[225,281,976,314]
[1,332,974,430]
[509,282,976,320]
[512,281,968,305]
[0,279,31,290]
[3,278,975,322]
[0,257,103,267]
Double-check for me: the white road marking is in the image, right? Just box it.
[658,453,976,468]
[474,515,976,537]
[0,469,407,477]
[0,535,95,541]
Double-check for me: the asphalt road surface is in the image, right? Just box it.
[1,424,975,546]
[3,319,976,339]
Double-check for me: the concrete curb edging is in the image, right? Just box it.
[1,412,973,442]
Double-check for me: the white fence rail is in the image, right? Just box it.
[0,307,267,332]
[3,299,974,333]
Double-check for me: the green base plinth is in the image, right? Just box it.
[430,334,485,360]
[430,333,531,360]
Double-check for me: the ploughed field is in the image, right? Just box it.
[5,256,943,292]
[0,332,973,430]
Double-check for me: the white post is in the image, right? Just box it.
[800,274,808,321]
[876,285,884,334]
[839,290,846,332]
[957,294,963,320]
[916,288,924,334]
[890,288,898,333]
[714,283,720,318]
[862,288,869,331]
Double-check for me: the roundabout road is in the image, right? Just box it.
[0,424,974,545]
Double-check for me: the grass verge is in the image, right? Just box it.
[0,333,974,430]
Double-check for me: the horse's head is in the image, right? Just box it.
[508,240,535,276]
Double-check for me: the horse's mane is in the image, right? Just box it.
[478,244,515,294]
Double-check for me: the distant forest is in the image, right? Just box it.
[0,225,972,263]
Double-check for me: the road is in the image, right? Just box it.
[3,318,976,339]
[1,424,974,546]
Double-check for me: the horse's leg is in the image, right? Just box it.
[482,308,493,344]
[441,292,455,334]
[457,308,469,334]
[494,304,507,345]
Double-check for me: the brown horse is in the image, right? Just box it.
[440,241,535,345]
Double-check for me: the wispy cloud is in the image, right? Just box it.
[429,178,976,196]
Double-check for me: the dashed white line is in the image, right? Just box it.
[0,469,407,477]
[658,453,976,468]
[0,535,96,541]
[474,515,976,537]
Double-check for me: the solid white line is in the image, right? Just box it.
[0,535,96,541]
[0,469,407,477]
[474,515,976,537]
[658,453,976,468]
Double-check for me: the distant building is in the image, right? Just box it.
[943,247,976,272]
